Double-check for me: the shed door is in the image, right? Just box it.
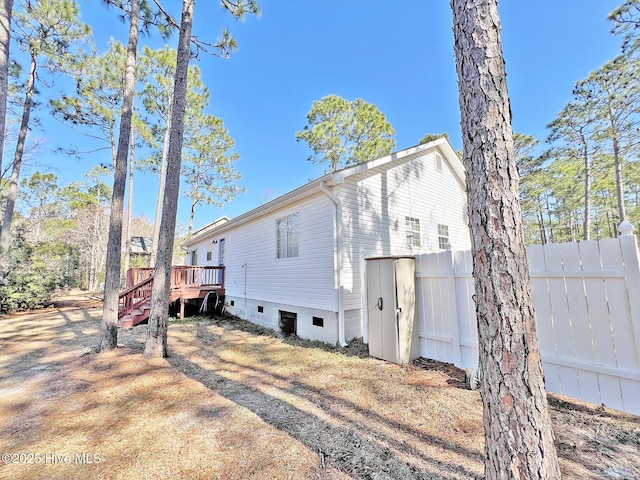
[366,257,418,364]
[367,259,397,362]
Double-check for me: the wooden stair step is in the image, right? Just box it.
[119,315,134,329]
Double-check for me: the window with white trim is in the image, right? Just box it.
[405,216,421,247]
[190,249,198,265]
[435,152,443,172]
[438,224,449,249]
[276,212,299,258]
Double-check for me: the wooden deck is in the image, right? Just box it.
[118,266,225,328]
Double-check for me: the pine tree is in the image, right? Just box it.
[450,0,561,477]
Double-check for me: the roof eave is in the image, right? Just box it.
[183,138,466,248]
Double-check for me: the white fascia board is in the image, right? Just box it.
[330,138,465,187]
[183,179,329,247]
[183,138,466,249]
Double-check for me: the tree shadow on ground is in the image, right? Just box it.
[167,347,483,480]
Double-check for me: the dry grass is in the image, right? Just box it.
[0,292,638,479]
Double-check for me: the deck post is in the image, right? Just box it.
[180,298,185,319]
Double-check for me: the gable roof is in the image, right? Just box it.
[184,137,464,248]
[188,216,231,239]
[130,236,153,254]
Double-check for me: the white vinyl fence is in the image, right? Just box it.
[414,223,640,416]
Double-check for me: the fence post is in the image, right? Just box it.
[619,221,640,368]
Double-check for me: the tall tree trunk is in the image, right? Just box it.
[582,136,591,240]
[144,0,194,358]
[188,170,199,236]
[544,194,555,243]
[0,0,12,183]
[99,0,139,351]
[150,116,170,268]
[89,219,97,290]
[537,210,546,245]
[450,1,561,479]
[612,135,626,222]
[188,198,196,236]
[0,53,35,262]
[123,126,135,275]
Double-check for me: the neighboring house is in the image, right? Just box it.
[182,138,471,345]
[130,237,153,265]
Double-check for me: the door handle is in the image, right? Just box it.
[377,297,383,310]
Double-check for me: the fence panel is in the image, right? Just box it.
[560,242,601,406]
[414,231,640,416]
[527,244,562,394]
[415,253,453,364]
[453,250,477,369]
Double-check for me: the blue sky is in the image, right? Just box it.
[12,0,624,232]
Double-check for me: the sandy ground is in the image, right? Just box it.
[0,291,639,479]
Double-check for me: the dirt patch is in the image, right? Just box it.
[51,288,104,309]
[1,302,639,479]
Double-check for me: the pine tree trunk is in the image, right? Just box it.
[150,116,170,268]
[545,194,555,243]
[188,173,199,236]
[450,1,562,479]
[582,136,591,241]
[99,0,139,351]
[612,135,626,222]
[0,0,12,182]
[123,126,135,275]
[144,0,194,358]
[0,52,35,261]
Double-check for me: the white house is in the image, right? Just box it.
[182,137,471,345]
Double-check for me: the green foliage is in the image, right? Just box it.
[609,1,640,54]
[296,94,396,173]
[182,112,242,231]
[137,45,210,177]
[50,40,126,160]
[0,224,76,313]
[419,132,448,145]
[13,0,91,67]
[59,165,112,210]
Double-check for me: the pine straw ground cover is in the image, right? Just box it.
[0,293,638,479]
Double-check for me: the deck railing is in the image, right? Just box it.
[170,265,225,291]
[125,266,225,290]
[119,265,225,321]
[126,268,154,288]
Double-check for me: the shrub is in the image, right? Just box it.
[0,226,75,313]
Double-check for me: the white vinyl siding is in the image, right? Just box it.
[220,194,335,311]
[337,149,471,310]
[183,144,470,342]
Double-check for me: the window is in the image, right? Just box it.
[206,244,212,261]
[312,316,324,327]
[435,152,443,172]
[276,212,299,258]
[219,238,226,266]
[190,249,198,265]
[438,224,450,249]
[405,216,421,247]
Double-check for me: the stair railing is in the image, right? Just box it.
[118,276,154,318]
